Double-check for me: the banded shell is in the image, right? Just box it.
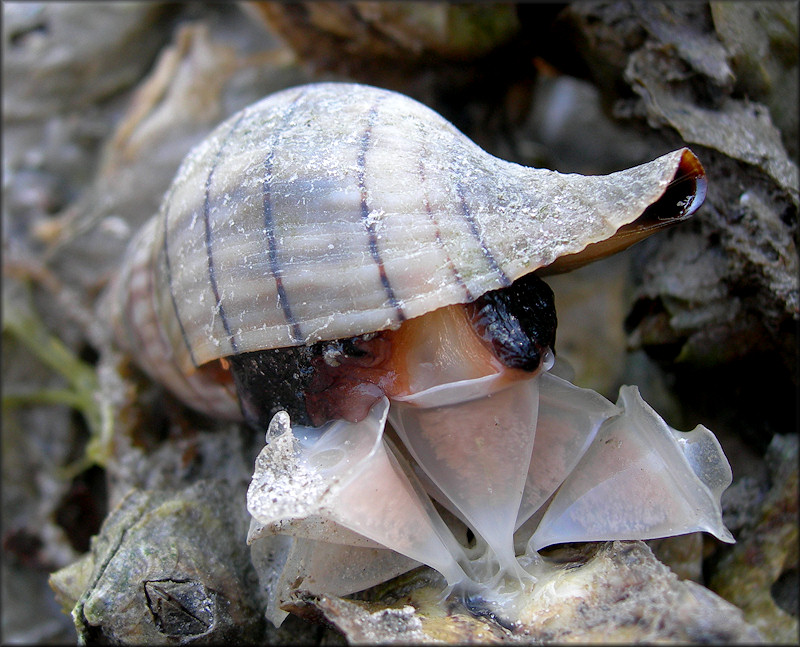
[106,82,705,416]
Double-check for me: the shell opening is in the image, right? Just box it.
[540,148,707,275]
[614,148,707,235]
[228,272,557,428]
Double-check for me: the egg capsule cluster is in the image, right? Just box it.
[245,277,732,625]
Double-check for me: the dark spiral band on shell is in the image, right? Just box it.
[417,125,474,303]
[162,182,199,368]
[263,88,307,344]
[455,177,512,289]
[359,99,406,323]
[203,111,250,355]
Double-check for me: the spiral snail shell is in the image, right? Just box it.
[108,82,706,426]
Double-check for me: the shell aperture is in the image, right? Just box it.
[226,271,556,429]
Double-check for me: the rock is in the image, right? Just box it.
[286,541,763,643]
[710,434,799,643]
[246,2,520,69]
[2,3,170,119]
[710,1,799,158]
[647,533,705,583]
[551,2,799,378]
[37,13,312,312]
[49,482,266,644]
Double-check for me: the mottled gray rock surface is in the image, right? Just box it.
[285,542,763,644]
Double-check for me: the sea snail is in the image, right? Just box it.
[106,83,733,620]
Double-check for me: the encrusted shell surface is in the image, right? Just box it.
[108,82,703,379]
